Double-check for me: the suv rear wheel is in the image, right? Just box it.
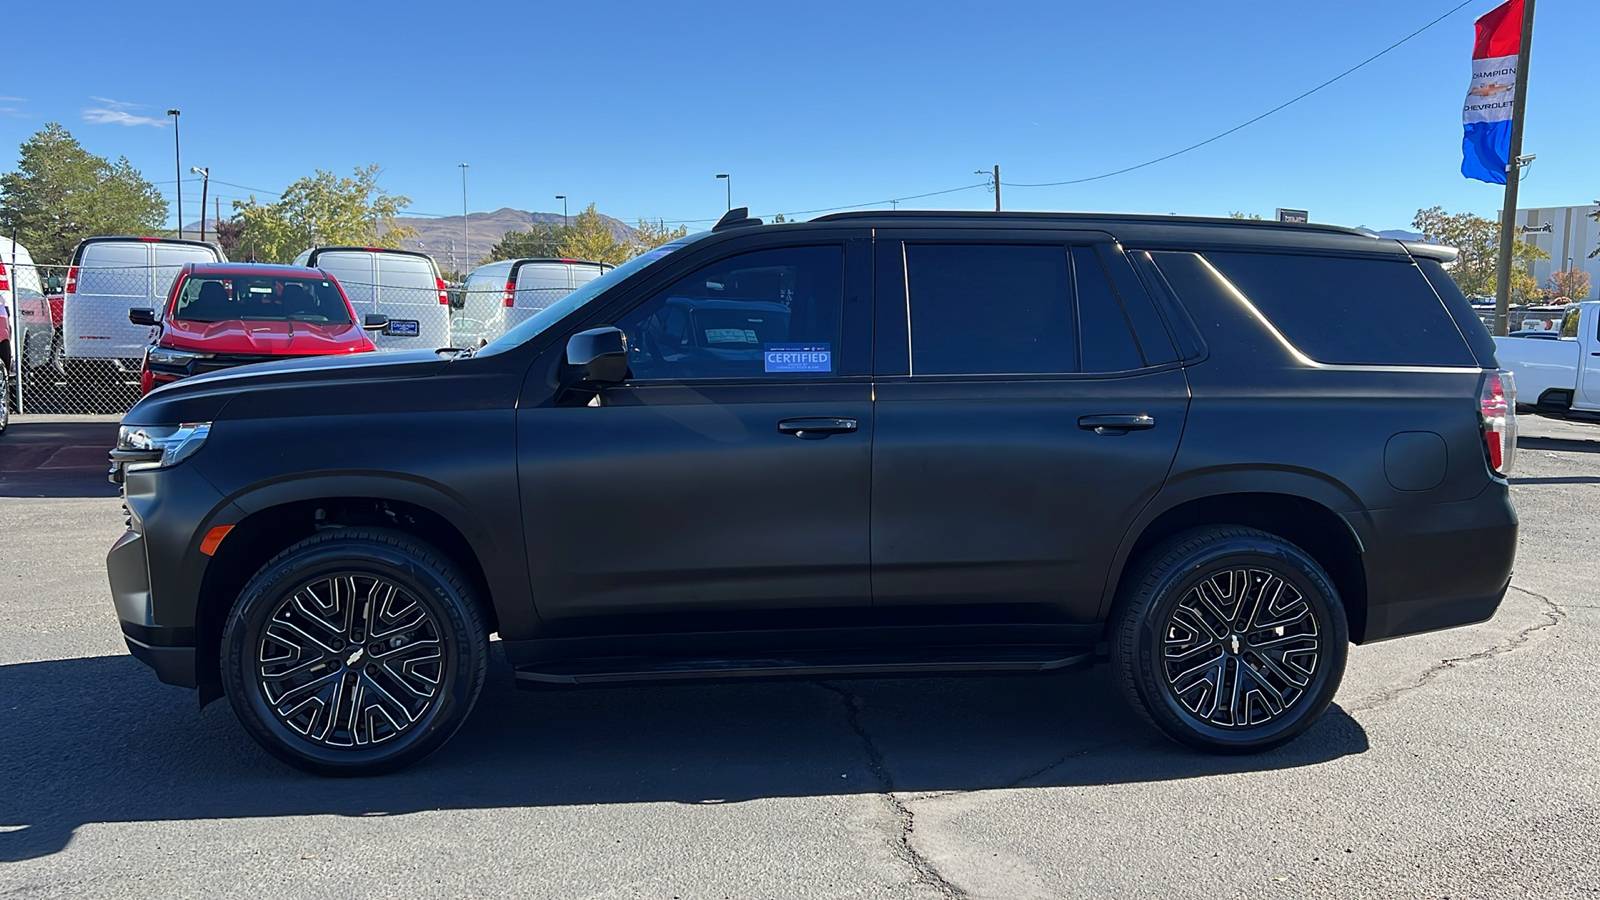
[221,528,488,776]
[1111,526,1348,754]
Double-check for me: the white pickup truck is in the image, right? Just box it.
[1492,301,1600,413]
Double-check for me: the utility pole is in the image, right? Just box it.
[458,163,470,271]
[994,164,1001,212]
[190,167,210,243]
[1492,0,1537,337]
[716,173,731,211]
[215,197,221,249]
[167,110,182,238]
[556,195,567,228]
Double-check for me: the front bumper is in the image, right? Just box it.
[108,529,198,687]
[1356,481,1518,643]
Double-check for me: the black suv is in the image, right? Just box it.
[107,210,1518,775]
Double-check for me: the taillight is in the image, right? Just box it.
[0,260,9,292]
[437,277,450,305]
[65,266,79,294]
[1481,370,1517,477]
[503,280,516,308]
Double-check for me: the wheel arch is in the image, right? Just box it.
[194,477,516,704]
[1103,487,1368,645]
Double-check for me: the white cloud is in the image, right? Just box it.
[0,96,24,102]
[83,107,167,127]
[88,96,141,110]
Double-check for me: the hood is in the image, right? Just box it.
[127,348,454,425]
[160,318,374,356]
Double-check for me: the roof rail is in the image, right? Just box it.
[713,207,763,231]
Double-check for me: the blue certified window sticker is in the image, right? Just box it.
[765,343,832,374]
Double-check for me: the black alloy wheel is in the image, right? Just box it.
[222,529,487,776]
[1112,526,1348,754]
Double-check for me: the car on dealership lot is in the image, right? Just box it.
[454,258,611,347]
[131,263,380,395]
[108,209,1517,775]
[1,237,58,385]
[291,246,450,351]
[62,237,224,385]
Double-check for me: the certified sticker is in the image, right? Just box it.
[764,344,832,373]
[385,319,420,337]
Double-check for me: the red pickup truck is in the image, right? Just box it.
[134,263,381,394]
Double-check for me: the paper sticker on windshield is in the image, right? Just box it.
[765,344,832,373]
[705,328,759,345]
[385,319,420,337]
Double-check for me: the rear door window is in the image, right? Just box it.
[1072,246,1145,372]
[313,253,377,309]
[904,244,1075,376]
[77,242,148,297]
[376,254,438,308]
[1201,252,1476,367]
[153,244,221,301]
[515,263,575,312]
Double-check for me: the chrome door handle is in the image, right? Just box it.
[1078,414,1156,435]
[777,417,859,440]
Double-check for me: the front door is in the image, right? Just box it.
[518,234,875,626]
[869,234,1190,624]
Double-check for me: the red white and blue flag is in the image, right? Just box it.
[1461,0,1524,184]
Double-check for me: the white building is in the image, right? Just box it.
[1507,204,1600,299]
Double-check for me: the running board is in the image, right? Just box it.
[513,645,1094,687]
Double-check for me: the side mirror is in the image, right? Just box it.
[362,314,389,331]
[129,308,158,326]
[565,326,628,384]
[45,275,63,293]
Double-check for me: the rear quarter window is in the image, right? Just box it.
[1200,251,1476,367]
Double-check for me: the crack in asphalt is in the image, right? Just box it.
[817,682,968,899]
[1346,585,1565,714]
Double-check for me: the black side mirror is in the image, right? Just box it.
[129,308,158,326]
[565,327,628,384]
[362,314,389,331]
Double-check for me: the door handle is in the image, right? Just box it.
[1077,414,1156,435]
[777,417,859,440]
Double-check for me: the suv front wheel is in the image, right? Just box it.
[1112,526,1348,754]
[221,529,488,776]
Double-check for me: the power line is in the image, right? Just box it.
[1002,0,1479,189]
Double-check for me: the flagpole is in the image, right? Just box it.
[1492,0,1536,337]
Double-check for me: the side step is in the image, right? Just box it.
[514,645,1094,687]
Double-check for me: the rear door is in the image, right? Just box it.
[517,230,876,624]
[375,252,447,350]
[69,241,151,360]
[311,251,378,333]
[870,232,1190,625]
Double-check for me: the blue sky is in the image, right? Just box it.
[1,0,1594,233]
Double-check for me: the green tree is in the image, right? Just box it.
[213,217,247,261]
[558,204,629,265]
[1412,206,1547,302]
[631,218,688,254]
[231,165,415,264]
[0,123,166,264]
[485,222,572,262]
[1227,211,1264,220]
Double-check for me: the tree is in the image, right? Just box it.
[0,123,166,264]
[231,165,415,264]
[214,217,247,261]
[631,218,688,254]
[1546,268,1592,301]
[1227,211,1264,220]
[1411,206,1547,302]
[485,222,572,262]
[558,204,629,265]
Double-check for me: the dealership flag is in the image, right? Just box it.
[1461,0,1524,184]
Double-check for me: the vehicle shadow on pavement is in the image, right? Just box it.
[0,420,120,499]
[0,650,1368,861]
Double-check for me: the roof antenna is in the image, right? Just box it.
[713,207,761,231]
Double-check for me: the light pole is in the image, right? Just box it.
[167,110,182,238]
[458,163,470,272]
[189,167,209,243]
[555,195,567,229]
[716,173,730,211]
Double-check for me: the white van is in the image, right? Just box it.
[62,237,222,373]
[292,247,450,350]
[454,258,612,347]
[1,237,54,376]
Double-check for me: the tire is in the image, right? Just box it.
[221,528,488,776]
[0,366,10,433]
[1111,526,1348,754]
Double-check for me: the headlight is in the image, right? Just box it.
[147,346,214,366]
[115,422,213,472]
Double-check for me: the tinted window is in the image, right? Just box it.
[173,275,352,324]
[1202,252,1476,367]
[617,245,843,380]
[906,244,1073,375]
[1073,246,1144,372]
[1417,258,1498,368]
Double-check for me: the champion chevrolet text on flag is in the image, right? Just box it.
[1461,0,1523,184]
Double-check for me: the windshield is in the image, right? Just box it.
[479,241,693,355]
[172,274,353,325]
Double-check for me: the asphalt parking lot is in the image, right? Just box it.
[1,415,1597,899]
